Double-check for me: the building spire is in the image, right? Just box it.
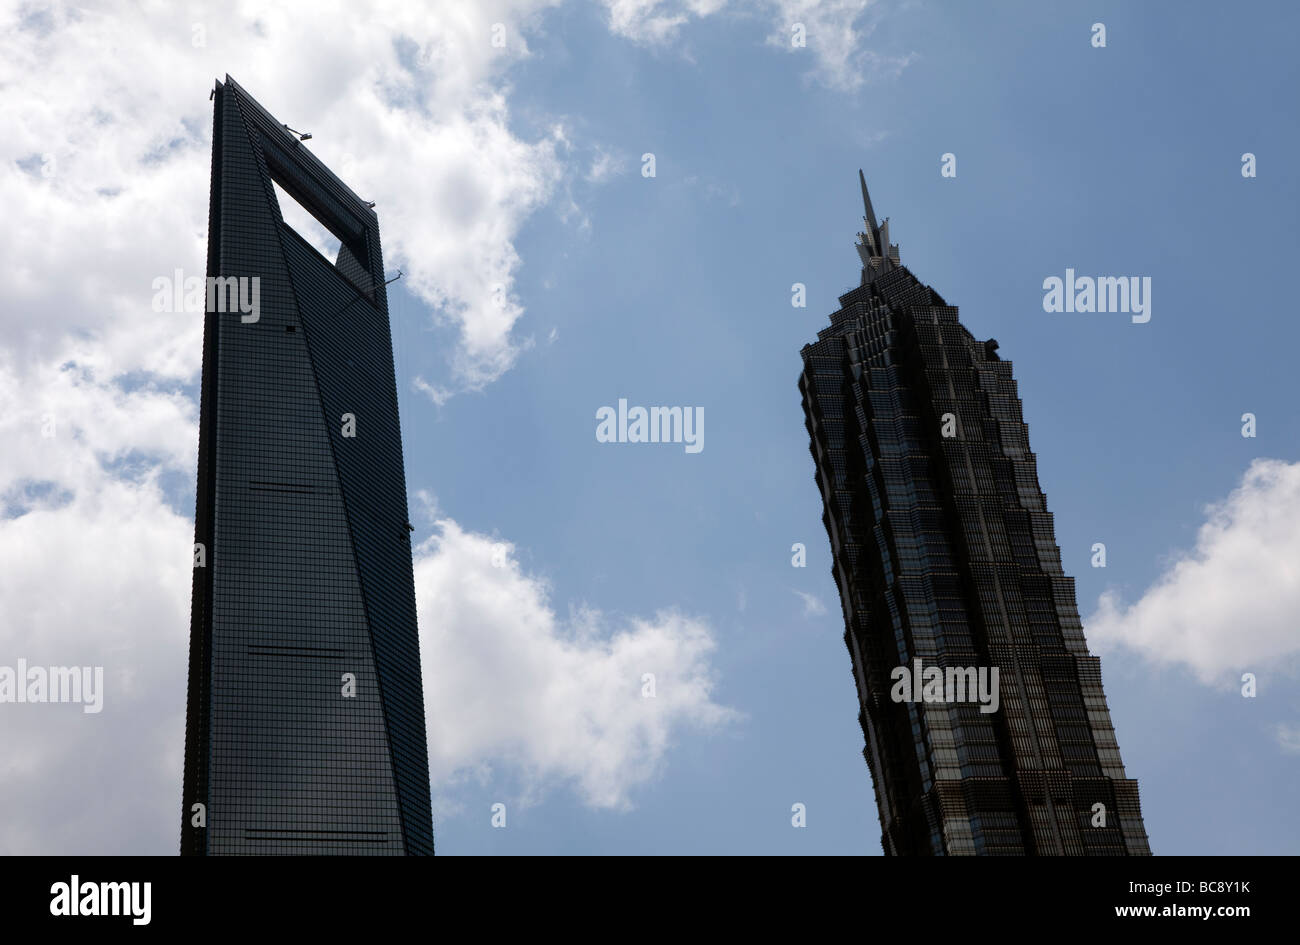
[859,168,878,235]
[855,169,900,279]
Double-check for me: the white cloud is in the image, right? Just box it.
[765,0,914,91]
[599,0,722,44]
[415,519,738,809]
[1086,459,1300,688]
[793,589,827,617]
[586,148,623,183]
[0,357,195,855]
[597,0,910,92]
[0,0,570,401]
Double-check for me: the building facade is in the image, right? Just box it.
[181,77,433,855]
[798,173,1150,855]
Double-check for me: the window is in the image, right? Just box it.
[272,178,342,264]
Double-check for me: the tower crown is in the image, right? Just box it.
[855,169,901,280]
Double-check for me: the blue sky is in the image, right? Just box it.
[1,0,1297,855]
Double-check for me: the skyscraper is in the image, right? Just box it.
[798,173,1149,855]
[181,77,433,855]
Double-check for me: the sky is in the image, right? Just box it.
[0,0,1297,855]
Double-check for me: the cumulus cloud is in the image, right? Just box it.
[0,0,569,401]
[0,357,195,855]
[1086,459,1300,688]
[415,519,738,809]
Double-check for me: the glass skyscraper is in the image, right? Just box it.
[798,173,1150,855]
[181,77,433,855]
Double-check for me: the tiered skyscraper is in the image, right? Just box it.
[798,173,1150,855]
[181,77,433,854]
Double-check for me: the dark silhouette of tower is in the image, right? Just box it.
[798,172,1149,855]
[181,77,432,854]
